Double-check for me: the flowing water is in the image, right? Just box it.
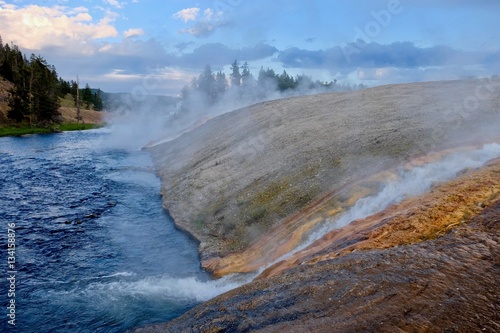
[2,128,499,332]
[0,129,238,333]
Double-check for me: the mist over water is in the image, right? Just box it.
[102,72,360,151]
[2,110,498,331]
[0,130,246,333]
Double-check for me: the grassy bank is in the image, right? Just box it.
[0,123,102,137]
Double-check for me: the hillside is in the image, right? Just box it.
[134,78,500,332]
[0,76,104,126]
[0,76,12,122]
[148,78,500,276]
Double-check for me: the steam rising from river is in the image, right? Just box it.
[80,143,500,305]
[71,273,245,303]
[101,75,357,151]
[97,81,500,312]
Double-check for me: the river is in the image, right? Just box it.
[0,129,229,332]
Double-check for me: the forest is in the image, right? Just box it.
[179,60,365,113]
[0,35,103,125]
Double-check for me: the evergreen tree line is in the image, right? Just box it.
[180,60,365,113]
[59,80,104,112]
[0,36,103,125]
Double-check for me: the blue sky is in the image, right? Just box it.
[1,0,499,95]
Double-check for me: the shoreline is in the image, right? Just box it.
[0,123,104,137]
[131,156,500,332]
[154,138,500,278]
[134,79,500,331]
[148,79,500,278]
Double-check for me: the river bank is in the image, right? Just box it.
[0,122,102,137]
[132,140,500,332]
[0,78,106,136]
[132,78,500,331]
[147,78,500,276]
[132,180,500,332]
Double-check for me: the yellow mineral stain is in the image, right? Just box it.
[259,158,500,278]
[207,142,500,278]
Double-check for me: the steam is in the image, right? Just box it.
[102,98,177,150]
[101,70,361,150]
[275,142,500,261]
[79,273,247,302]
[48,271,254,313]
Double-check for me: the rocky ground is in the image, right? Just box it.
[130,166,500,332]
[260,157,500,279]
[147,79,500,275]
[133,79,500,332]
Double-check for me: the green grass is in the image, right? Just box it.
[58,94,76,107]
[58,123,100,131]
[0,123,101,137]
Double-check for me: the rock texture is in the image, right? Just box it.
[259,157,500,278]
[130,200,500,333]
[132,79,500,332]
[148,79,500,275]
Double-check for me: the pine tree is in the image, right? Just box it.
[0,34,4,58]
[215,71,228,99]
[81,83,93,109]
[230,60,241,87]
[93,89,104,111]
[198,65,216,104]
[240,61,255,92]
[7,86,29,123]
[241,62,251,82]
[58,78,72,97]
[27,54,61,123]
[278,70,296,91]
[180,85,191,113]
[70,81,78,104]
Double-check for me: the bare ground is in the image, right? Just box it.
[58,106,105,125]
[131,79,500,332]
[130,196,500,333]
[148,79,500,274]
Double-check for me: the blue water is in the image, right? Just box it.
[0,129,220,332]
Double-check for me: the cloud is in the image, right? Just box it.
[173,7,200,22]
[103,0,123,9]
[176,7,226,38]
[44,38,279,94]
[0,4,118,50]
[174,41,195,52]
[179,21,228,38]
[123,28,144,38]
[277,42,500,74]
[97,66,197,95]
[178,42,278,68]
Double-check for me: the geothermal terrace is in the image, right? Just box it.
[134,79,500,332]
